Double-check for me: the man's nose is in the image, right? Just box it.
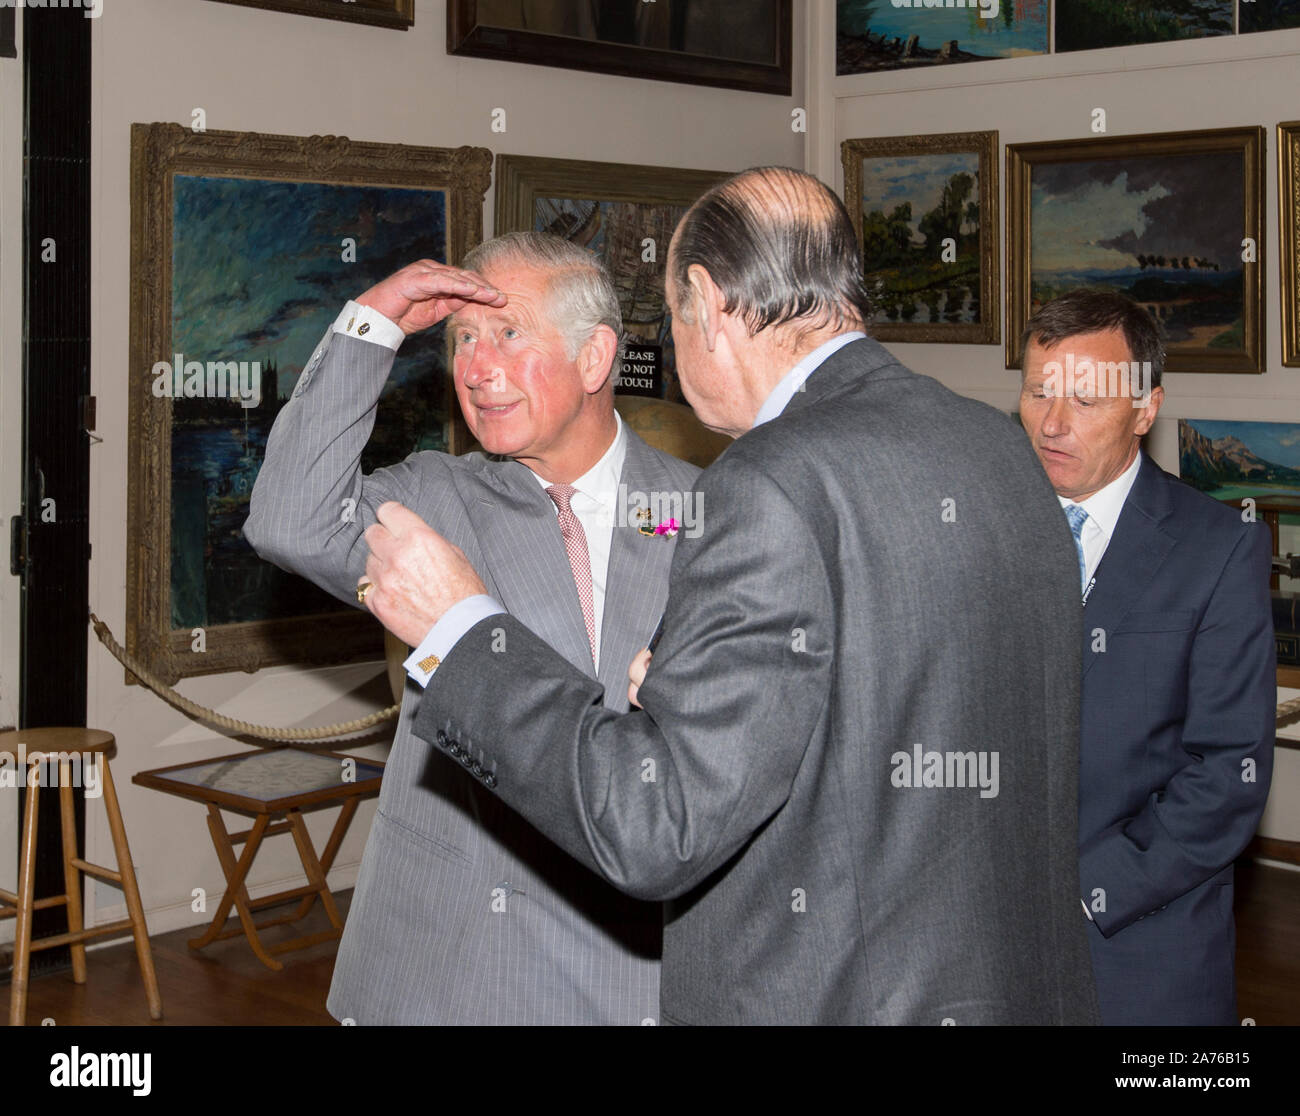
[460,343,499,391]
[1040,396,1070,437]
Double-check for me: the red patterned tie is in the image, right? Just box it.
[546,484,597,666]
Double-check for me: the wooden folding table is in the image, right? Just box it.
[134,747,384,971]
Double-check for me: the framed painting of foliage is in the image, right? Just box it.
[128,123,491,683]
[1005,127,1265,373]
[1055,1,1232,52]
[841,131,999,344]
[1240,0,1300,33]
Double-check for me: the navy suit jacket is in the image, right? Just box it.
[1078,453,1275,1025]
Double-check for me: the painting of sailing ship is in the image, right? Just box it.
[170,174,451,630]
[836,0,1047,75]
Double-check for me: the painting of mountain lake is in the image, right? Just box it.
[170,175,451,633]
[1056,0,1232,52]
[1240,0,1300,33]
[836,0,1047,75]
[1007,129,1264,372]
[1179,420,1300,505]
[843,131,998,343]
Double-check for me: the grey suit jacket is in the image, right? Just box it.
[243,328,700,1024]
[412,336,1101,1025]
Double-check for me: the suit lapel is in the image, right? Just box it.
[1081,454,1178,678]
[597,429,678,707]
[468,457,596,677]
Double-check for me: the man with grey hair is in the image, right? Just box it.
[354,168,1100,1024]
[243,232,700,1024]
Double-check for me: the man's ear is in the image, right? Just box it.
[686,263,726,353]
[1133,384,1164,437]
[577,324,618,394]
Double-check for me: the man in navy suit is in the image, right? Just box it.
[1019,288,1275,1025]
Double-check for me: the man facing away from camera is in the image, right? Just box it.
[352,167,1101,1025]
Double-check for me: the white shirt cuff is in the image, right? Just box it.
[331,300,405,352]
[1081,898,1094,922]
[403,595,506,688]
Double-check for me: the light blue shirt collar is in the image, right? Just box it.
[753,332,866,428]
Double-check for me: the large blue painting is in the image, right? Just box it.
[169,176,450,631]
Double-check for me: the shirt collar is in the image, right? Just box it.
[754,331,866,428]
[1057,449,1143,542]
[529,409,627,508]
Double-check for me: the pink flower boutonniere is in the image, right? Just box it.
[653,518,680,537]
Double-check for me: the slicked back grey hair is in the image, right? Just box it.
[669,166,873,340]
[462,231,625,370]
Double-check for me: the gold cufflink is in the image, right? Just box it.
[418,655,440,673]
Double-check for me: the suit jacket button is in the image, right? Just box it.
[436,729,447,744]
[447,741,462,756]
[471,761,483,776]
[484,772,498,789]
[460,751,474,767]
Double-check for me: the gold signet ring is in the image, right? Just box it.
[356,580,374,606]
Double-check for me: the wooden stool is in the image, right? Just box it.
[0,728,162,1026]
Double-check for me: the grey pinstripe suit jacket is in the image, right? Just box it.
[243,327,701,1024]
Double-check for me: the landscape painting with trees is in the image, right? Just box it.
[1056,0,1233,52]
[842,131,999,344]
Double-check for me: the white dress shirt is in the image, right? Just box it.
[1059,450,1142,592]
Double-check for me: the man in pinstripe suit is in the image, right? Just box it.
[243,232,700,1024]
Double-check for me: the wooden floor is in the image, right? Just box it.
[3,861,1299,1025]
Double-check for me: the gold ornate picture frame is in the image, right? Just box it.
[841,131,999,346]
[1006,127,1265,372]
[1280,121,1300,367]
[127,123,490,683]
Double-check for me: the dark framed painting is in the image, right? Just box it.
[203,0,414,29]
[1241,1,1300,33]
[448,0,792,95]
[1281,121,1300,366]
[841,131,999,344]
[1055,1,1232,52]
[128,123,490,683]
[836,0,1047,75]
[494,153,729,403]
[1005,127,1266,373]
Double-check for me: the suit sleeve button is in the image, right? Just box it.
[436,730,447,744]
[484,773,498,789]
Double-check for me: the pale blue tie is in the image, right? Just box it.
[1064,503,1089,593]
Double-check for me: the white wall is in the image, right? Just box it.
[0,0,806,951]
[813,20,1300,845]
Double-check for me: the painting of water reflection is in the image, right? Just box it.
[841,130,999,344]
